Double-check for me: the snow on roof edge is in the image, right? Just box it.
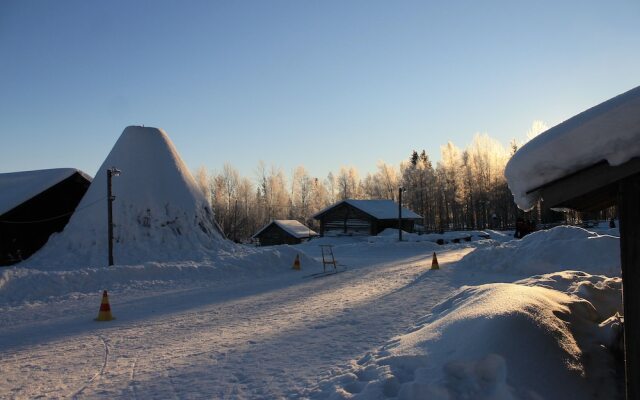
[505,85,640,211]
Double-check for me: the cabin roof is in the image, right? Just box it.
[252,219,318,239]
[313,199,422,220]
[0,168,92,216]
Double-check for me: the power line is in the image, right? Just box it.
[0,196,107,224]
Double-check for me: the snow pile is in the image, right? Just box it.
[314,275,622,399]
[24,126,232,268]
[482,229,514,242]
[369,229,426,243]
[456,225,620,277]
[0,168,91,215]
[517,271,622,323]
[505,85,640,210]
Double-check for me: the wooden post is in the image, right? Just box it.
[618,173,640,400]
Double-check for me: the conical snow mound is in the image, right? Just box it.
[26,126,232,268]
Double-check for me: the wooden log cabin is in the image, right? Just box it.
[252,219,318,246]
[312,199,422,236]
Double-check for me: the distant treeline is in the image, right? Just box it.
[195,133,615,242]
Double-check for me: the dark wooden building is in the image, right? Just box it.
[313,199,422,236]
[506,86,640,399]
[252,220,318,246]
[0,169,92,266]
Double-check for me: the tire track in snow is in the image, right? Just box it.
[71,334,109,399]
[129,355,139,400]
[117,248,472,397]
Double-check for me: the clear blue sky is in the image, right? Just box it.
[1,0,638,180]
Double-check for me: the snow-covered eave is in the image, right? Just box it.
[505,85,640,211]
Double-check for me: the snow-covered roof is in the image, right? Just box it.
[0,168,92,216]
[252,220,318,239]
[313,199,422,220]
[505,86,640,210]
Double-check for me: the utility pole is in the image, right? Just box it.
[398,187,403,242]
[107,167,121,266]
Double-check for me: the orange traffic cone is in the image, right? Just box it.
[95,290,115,321]
[431,252,440,270]
[292,254,301,270]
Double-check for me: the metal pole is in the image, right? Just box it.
[398,187,403,242]
[107,169,114,266]
[107,167,120,266]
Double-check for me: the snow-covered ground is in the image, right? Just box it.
[0,225,623,399]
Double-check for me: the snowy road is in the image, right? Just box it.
[0,246,472,399]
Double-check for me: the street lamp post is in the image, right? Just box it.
[107,167,121,266]
[398,187,405,242]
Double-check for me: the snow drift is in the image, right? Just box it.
[314,277,623,399]
[24,126,232,268]
[456,225,620,278]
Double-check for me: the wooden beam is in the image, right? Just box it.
[529,158,640,212]
[618,173,640,400]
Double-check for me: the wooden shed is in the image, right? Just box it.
[505,86,640,399]
[252,220,318,246]
[312,199,422,236]
[0,168,92,266]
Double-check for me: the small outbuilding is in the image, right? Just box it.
[313,199,422,236]
[0,168,92,266]
[505,85,640,399]
[252,219,318,246]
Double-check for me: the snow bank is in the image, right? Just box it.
[314,275,622,399]
[456,225,620,277]
[23,126,231,268]
[0,246,320,305]
[371,229,493,244]
[505,86,640,210]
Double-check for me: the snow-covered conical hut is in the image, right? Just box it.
[26,126,231,268]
